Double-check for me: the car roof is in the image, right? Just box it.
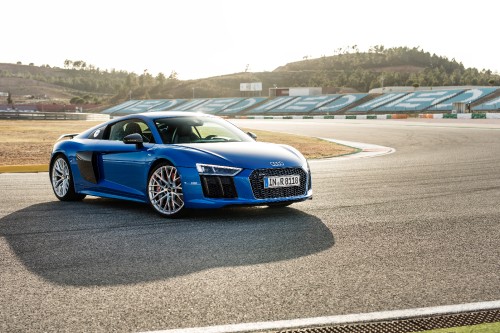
[78,112,221,139]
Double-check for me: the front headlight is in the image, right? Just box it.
[196,163,242,176]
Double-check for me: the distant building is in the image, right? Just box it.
[269,87,322,97]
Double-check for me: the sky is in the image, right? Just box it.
[3,0,499,80]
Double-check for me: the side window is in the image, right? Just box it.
[109,120,128,141]
[87,126,106,140]
[107,120,155,143]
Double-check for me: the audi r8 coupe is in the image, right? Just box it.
[50,112,312,217]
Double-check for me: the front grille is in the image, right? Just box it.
[201,175,238,199]
[249,168,308,199]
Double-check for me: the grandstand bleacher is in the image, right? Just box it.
[269,95,339,114]
[100,87,500,116]
[102,99,187,116]
[350,93,409,112]
[112,100,170,115]
[317,94,368,113]
[265,95,339,114]
[218,97,267,114]
[187,98,244,114]
[373,89,464,112]
[147,99,186,112]
[430,88,498,111]
[101,100,141,114]
[473,96,500,111]
[245,96,298,114]
[175,99,210,111]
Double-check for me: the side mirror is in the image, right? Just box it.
[247,131,257,140]
[123,133,143,148]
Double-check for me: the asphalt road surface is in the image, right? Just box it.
[1,119,499,332]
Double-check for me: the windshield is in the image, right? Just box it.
[154,116,254,144]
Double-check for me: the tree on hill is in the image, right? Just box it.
[271,46,498,92]
[1,47,499,105]
[156,72,166,86]
[64,59,72,69]
[168,70,178,80]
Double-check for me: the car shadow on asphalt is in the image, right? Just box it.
[0,199,334,287]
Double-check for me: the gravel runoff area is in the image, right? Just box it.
[0,120,355,170]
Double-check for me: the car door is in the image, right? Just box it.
[77,119,155,200]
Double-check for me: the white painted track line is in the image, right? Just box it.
[140,300,500,333]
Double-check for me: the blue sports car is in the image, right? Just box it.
[50,112,312,217]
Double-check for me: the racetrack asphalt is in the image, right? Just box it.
[0,118,499,332]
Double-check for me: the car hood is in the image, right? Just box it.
[173,142,306,169]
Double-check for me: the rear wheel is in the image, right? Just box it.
[50,155,86,201]
[148,162,185,217]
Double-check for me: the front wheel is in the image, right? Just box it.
[148,162,185,217]
[50,155,86,201]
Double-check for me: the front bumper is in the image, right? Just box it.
[178,166,312,209]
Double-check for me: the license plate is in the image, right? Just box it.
[264,175,300,188]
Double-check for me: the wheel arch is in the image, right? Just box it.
[49,152,68,175]
[49,152,86,201]
[148,158,174,177]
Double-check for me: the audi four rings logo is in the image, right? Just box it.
[270,161,284,167]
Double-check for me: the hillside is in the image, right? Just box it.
[0,62,128,106]
[1,46,498,107]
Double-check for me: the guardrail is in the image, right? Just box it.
[0,111,110,121]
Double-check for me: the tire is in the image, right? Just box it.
[50,155,86,201]
[147,162,185,217]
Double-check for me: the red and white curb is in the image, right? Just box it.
[236,113,500,120]
[317,138,396,161]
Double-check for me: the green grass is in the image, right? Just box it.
[417,322,500,333]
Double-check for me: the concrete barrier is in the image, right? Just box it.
[0,111,110,121]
